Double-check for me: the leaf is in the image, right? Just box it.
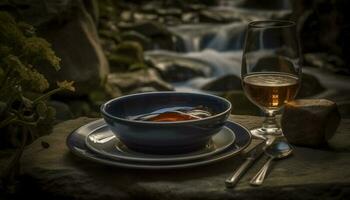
[17,22,36,37]
[21,96,33,109]
[57,80,75,92]
[22,37,61,71]
[35,101,47,119]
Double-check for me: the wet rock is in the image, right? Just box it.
[108,41,145,71]
[98,30,121,44]
[113,41,144,62]
[146,55,210,82]
[236,0,292,10]
[297,73,325,98]
[133,12,158,22]
[201,75,242,92]
[199,10,230,23]
[162,16,182,26]
[119,21,175,50]
[120,10,133,22]
[156,8,182,17]
[118,21,169,37]
[121,31,152,50]
[129,86,161,94]
[181,12,198,23]
[282,99,341,147]
[304,53,348,74]
[106,69,173,95]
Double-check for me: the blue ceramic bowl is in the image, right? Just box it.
[101,92,232,154]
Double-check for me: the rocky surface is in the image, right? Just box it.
[282,99,341,147]
[18,116,350,200]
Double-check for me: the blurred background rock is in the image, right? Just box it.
[1,0,349,120]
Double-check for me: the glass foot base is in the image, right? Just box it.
[250,127,283,140]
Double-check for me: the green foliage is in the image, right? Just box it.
[22,37,61,71]
[0,11,75,187]
[0,12,25,50]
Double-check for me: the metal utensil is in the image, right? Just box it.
[250,141,293,186]
[225,137,275,188]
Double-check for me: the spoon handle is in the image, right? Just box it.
[250,157,273,186]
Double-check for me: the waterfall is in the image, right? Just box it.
[169,22,246,52]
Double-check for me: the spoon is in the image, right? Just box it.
[250,141,293,186]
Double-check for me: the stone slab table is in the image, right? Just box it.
[19,116,350,200]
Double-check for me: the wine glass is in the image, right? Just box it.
[241,20,302,139]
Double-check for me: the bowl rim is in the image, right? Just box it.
[100,91,232,125]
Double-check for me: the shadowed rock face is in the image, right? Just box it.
[292,0,350,73]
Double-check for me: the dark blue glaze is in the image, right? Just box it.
[101,92,232,154]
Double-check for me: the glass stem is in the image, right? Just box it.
[262,110,280,134]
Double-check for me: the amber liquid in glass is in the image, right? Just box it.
[243,73,299,110]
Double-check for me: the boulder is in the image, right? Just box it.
[118,21,175,50]
[120,31,152,50]
[304,53,348,75]
[113,41,144,62]
[118,21,169,38]
[281,99,341,147]
[201,75,242,92]
[105,69,173,95]
[146,54,211,82]
[181,12,198,23]
[235,0,292,10]
[199,10,228,23]
[156,8,182,17]
[107,41,146,72]
[35,0,109,95]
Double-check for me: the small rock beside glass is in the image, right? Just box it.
[281,99,341,147]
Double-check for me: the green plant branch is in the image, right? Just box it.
[12,119,37,127]
[0,115,17,129]
[32,87,65,104]
[2,127,28,189]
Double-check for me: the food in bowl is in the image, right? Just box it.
[131,106,213,122]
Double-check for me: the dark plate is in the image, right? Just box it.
[66,119,251,169]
